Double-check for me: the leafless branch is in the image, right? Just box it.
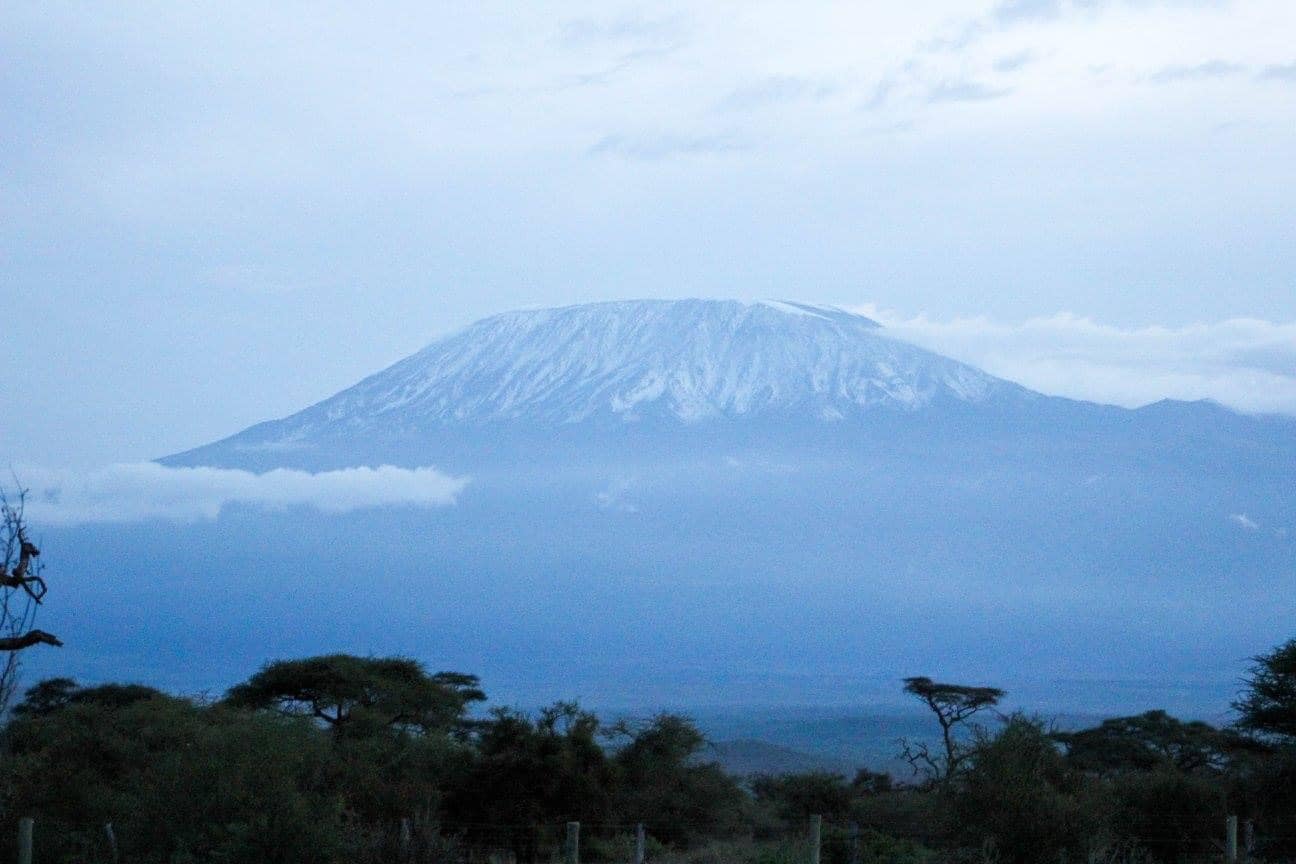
[0,630,63,651]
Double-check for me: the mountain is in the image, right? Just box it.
[39,299,1296,717]
[173,300,1023,457]
[167,299,1044,472]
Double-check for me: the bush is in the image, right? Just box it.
[609,714,749,847]
[1234,744,1296,861]
[947,715,1107,864]
[1110,767,1224,863]
[822,825,936,864]
[3,691,342,863]
[751,771,855,824]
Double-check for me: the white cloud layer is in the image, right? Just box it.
[854,305,1296,415]
[13,463,469,524]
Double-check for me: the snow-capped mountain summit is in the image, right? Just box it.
[190,300,1029,459]
[352,299,1020,423]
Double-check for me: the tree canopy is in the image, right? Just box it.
[1234,638,1296,742]
[11,677,169,717]
[223,654,484,737]
[1054,710,1246,776]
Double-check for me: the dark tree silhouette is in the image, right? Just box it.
[1234,637,1296,742]
[1054,709,1250,775]
[224,654,484,737]
[900,676,1005,782]
[0,489,61,712]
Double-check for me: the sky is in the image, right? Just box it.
[4,0,1296,468]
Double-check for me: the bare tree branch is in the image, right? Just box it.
[0,487,61,679]
[898,737,941,784]
[0,629,63,650]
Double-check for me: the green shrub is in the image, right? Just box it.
[3,692,343,863]
[947,715,1106,864]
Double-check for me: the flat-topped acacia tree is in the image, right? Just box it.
[224,654,485,738]
[900,676,1005,783]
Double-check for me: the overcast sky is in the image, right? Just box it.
[4,0,1295,466]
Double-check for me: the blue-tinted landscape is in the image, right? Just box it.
[6,2,1296,861]
[28,302,1293,719]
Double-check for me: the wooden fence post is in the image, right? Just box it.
[634,822,645,864]
[565,820,580,864]
[17,817,33,864]
[809,814,822,864]
[105,821,120,864]
[1226,814,1238,864]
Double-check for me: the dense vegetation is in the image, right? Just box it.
[2,640,1296,864]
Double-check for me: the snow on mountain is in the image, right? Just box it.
[254,299,1028,442]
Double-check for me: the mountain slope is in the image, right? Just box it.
[169,299,1039,468]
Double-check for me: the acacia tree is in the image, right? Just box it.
[224,654,485,737]
[0,490,62,712]
[900,676,1005,783]
[1234,637,1296,742]
[1054,710,1247,775]
[450,701,614,861]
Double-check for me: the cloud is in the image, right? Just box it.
[990,0,1228,29]
[548,11,683,91]
[1259,62,1296,81]
[588,133,747,160]
[1146,60,1246,83]
[860,76,901,111]
[14,463,469,524]
[1230,513,1259,530]
[993,50,1037,72]
[595,478,639,514]
[992,0,1066,25]
[927,81,1012,103]
[852,305,1296,416]
[557,13,680,48]
[718,76,835,111]
[920,0,1069,53]
[927,0,1232,56]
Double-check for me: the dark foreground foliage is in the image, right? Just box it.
[2,641,1296,863]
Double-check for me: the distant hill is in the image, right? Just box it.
[693,707,1118,780]
[703,739,852,778]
